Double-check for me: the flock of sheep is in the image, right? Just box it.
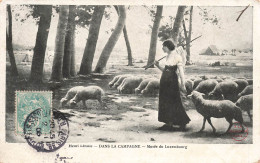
[108,74,160,95]
[59,73,253,134]
[184,75,252,134]
[108,74,253,134]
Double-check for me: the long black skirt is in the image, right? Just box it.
[158,65,190,125]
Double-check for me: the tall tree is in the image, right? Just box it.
[50,5,69,81]
[79,6,105,75]
[171,6,186,44]
[94,5,126,73]
[185,6,193,64]
[6,5,19,77]
[29,5,52,82]
[114,6,133,66]
[63,5,76,78]
[146,6,163,68]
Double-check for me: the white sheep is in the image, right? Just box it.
[60,86,85,107]
[69,86,106,109]
[189,91,245,134]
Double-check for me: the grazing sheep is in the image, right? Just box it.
[238,85,253,98]
[118,77,143,94]
[190,91,245,134]
[60,86,85,107]
[185,79,194,95]
[141,79,160,95]
[135,78,152,94]
[193,78,203,89]
[112,75,131,88]
[234,79,249,94]
[108,75,121,88]
[69,86,105,109]
[194,79,218,97]
[247,79,253,85]
[209,80,239,102]
[236,94,253,122]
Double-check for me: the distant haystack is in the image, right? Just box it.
[200,45,221,56]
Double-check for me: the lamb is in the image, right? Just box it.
[194,79,218,97]
[112,75,131,88]
[234,79,249,94]
[193,78,203,89]
[60,86,85,107]
[69,86,105,109]
[134,78,153,94]
[108,75,122,88]
[141,79,160,95]
[236,94,253,122]
[189,91,245,134]
[185,79,194,95]
[118,77,143,94]
[238,85,253,98]
[209,80,239,102]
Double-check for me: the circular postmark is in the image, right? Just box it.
[228,122,248,141]
[24,108,69,152]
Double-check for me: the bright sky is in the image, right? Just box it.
[11,5,253,59]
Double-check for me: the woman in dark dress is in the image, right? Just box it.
[154,40,190,131]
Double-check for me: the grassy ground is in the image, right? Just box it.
[6,52,253,144]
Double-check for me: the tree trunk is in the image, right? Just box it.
[50,5,69,82]
[94,6,126,73]
[70,48,76,77]
[63,5,76,78]
[186,6,193,63]
[114,6,133,66]
[182,20,190,65]
[29,5,52,82]
[6,5,19,77]
[79,6,105,75]
[171,6,186,45]
[146,6,163,68]
[124,27,133,66]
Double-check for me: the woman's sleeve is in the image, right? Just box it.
[176,55,183,66]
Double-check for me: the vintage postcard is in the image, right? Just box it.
[1,0,260,162]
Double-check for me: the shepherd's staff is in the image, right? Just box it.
[144,35,202,70]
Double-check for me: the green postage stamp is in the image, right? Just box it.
[15,91,52,135]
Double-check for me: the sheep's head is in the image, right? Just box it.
[69,99,77,107]
[60,98,67,107]
[135,88,141,94]
[208,92,224,100]
[188,91,205,105]
[121,87,131,94]
[108,82,113,88]
[141,89,148,94]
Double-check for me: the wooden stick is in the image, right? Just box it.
[145,35,202,70]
